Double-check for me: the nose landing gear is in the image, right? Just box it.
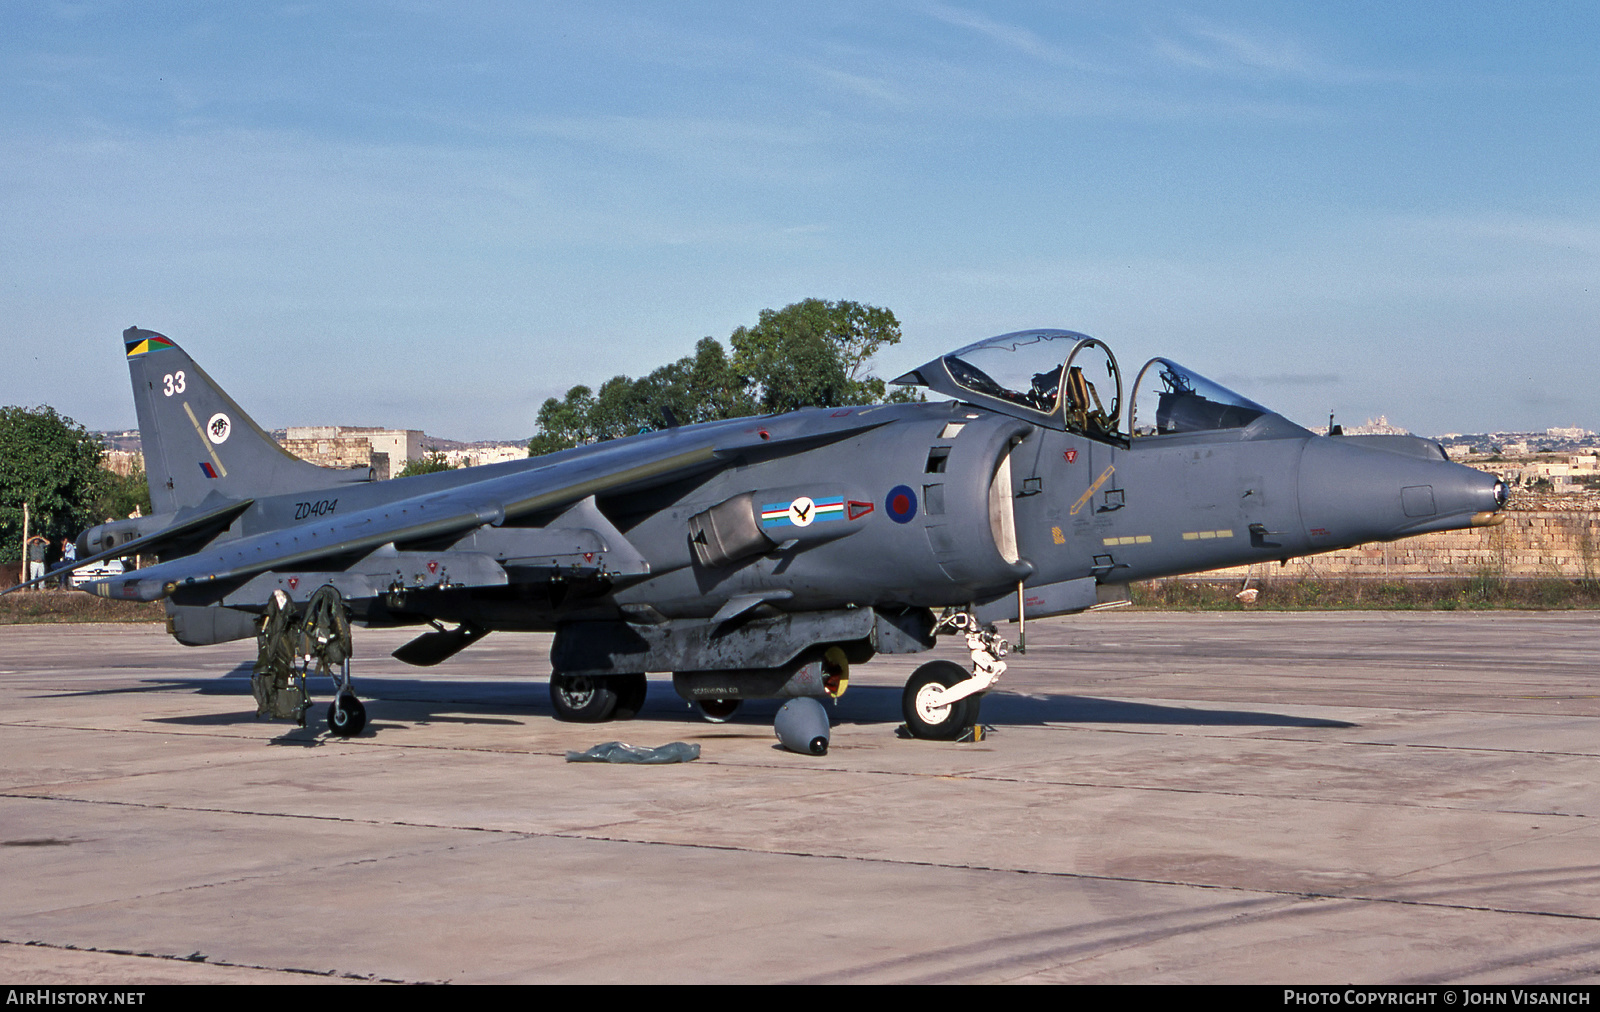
[900,612,1008,740]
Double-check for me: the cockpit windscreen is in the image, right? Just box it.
[1130,359,1269,436]
[941,330,1090,415]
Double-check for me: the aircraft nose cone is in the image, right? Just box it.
[1299,437,1505,548]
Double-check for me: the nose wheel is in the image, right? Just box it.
[902,660,980,740]
[900,613,1008,740]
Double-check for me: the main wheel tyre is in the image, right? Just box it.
[613,673,648,720]
[327,694,367,737]
[694,698,741,723]
[550,672,620,722]
[902,660,979,740]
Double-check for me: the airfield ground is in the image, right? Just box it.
[1,612,1597,984]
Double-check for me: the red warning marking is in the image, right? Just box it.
[847,500,874,520]
[427,560,439,574]
[287,576,299,590]
[1064,449,1077,464]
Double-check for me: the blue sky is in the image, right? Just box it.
[3,2,1596,439]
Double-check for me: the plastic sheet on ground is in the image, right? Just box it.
[565,741,701,764]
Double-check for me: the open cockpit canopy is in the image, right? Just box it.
[893,329,1124,441]
[1128,358,1272,437]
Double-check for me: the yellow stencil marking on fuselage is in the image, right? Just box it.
[1051,525,1065,545]
[1181,529,1234,541]
[1069,465,1115,516]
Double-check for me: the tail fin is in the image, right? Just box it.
[123,328,371,513]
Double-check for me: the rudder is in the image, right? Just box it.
[123,327,371,513]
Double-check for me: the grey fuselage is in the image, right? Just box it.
[82,328,1502,692]
[155,398,1497,632]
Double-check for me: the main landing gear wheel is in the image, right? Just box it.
[902,660,980,741]
[327,694,367,737]
[613,672,648,720]
[549,672,621,723]
[694,698,742,723]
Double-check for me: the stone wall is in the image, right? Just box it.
[279,427,424,481]
[1206,494,1600,581]
[279,434,375,472]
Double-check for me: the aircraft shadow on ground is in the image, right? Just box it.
[85,664,1353,733]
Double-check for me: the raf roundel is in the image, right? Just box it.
[885,484,918,524]
[207,413,232,445]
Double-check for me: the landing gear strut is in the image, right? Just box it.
[900,611,1008,740]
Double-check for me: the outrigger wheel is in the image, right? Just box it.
[299,585,361,737]
[902,660,982,740]
[327,694,367,737]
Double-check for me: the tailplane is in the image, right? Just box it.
[123,328,372,513]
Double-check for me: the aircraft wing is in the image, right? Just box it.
[84,409,892,604]
[1,496,254,597]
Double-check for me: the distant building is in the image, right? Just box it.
[441,445,528,468]
[1313,415,1411,437]
[281,426,425,480]
[102,449,144,476]
[1344,415,1409,436]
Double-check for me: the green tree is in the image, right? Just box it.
[397,450,455,478]
[730,298,903,412]
[588,374,655,442]
[527,299,907,457]
[528,385,598,456]
[682,336,754,422]
[0,406,108,562]
[90,464,154,522]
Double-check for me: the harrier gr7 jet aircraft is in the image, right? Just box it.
[33,327,1506,740]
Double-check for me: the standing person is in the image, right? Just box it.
[127,506,142,570]
[25,535,48,589]
[59,537,77,588]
